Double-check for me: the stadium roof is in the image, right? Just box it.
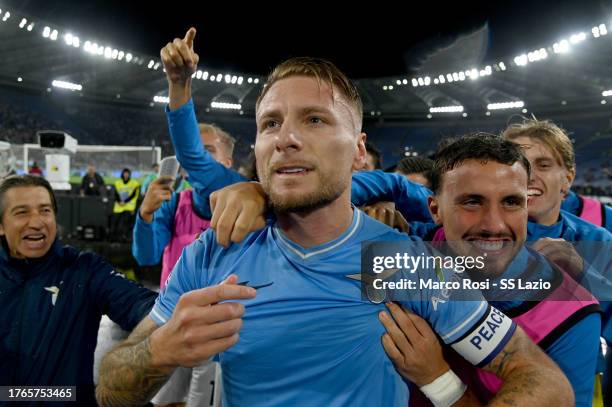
[1,0,612,121]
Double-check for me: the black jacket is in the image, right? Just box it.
[0,238,157,406]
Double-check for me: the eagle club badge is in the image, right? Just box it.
[44,284,61,306]
[345,268,400,304]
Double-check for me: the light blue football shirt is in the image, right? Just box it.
[150,209,514,406]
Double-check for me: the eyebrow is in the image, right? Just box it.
[453,194,484,203]
[257,106,333,121]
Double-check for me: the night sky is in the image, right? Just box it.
[3,0,612,77]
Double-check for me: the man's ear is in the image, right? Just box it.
[562,167,576,197]
[352,133,367,171]
[428,196,443,225]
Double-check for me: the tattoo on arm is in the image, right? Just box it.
[96,317,174,407]
[482,328,572,407]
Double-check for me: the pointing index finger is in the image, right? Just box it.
[184,27,196,49]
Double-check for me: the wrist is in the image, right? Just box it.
[139,207,154,223]
[419,369,466,407]
[168,81,192,110]
[148,327,176,372]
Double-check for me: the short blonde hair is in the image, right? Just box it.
[502,118,575,171]
[198,123,236,158]
[255,57,363,132]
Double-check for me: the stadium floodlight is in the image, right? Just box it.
[424,76,431,86]
[446,74,453,83]
[382,86,388,90]
[96,47,103,56]
[602,90,612,97]
[439,75,445,84]
[231,75,237,84]
[52,80,82,91]
[147,60,154,69]
[111,49,118,59]
[237,76,243,85]
[402,79,408,85]
[458,72,465,81]
[247,77,253,83]
[64,33,73,45]
[569,32,586,44]
[593,26,601,38]
[19,18,27,28]
[499,62,506,71]
[600,24,607,35]
[17,77,22,82]
[553,40,570,54]
[72,36,79,48]
[125,53,133,62]
[117,50,124,60]
[470,68,479,79]
[254,78,259,84]
[153,95,170,104]
[42,26,50,38]
[216,73,223,82]
[434,78,439,84]
[224,74,231,84]
[27,22,34,31]
[211,102,242,110]
[514,54,528,66]
[153,62,160,70]
[104,47,112,59]
[389,85,394,90]
[195,70,203,79]
[452,72,459,81]
[2,11,10,22]
[429,105,464,113]
[487,101,524,110]
[50,29,58,41]
[396,80,401,85]
[202,71,209,80]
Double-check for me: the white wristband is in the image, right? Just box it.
[419,369,467,407]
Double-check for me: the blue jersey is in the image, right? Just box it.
[132,100,246,266]
[351,170,433,223]
[165,99,246,219]
[562,191,612,232]
[150,209,514,406]
[527,210,612,242]
[132,193,180,266]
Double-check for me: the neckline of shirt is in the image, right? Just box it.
[273,207,362,260]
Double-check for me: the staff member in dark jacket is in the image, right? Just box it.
[0,174,157,406]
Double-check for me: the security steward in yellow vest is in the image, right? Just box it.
[111,168,140,241]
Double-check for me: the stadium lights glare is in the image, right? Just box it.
[52,80,82,91]
[411,78,418,87]
[153,96,170,104]
[569,32,586,44]
[224,74,231,84]
[602,90,612,97]
[19,18,27,28]
[147,60,154,69]
[553,40,570,54]
[27,23,34,31]
[211,102,242,110]
[202,71,209,80]
[42,26,50,38]
[125,53,133,62]
[2,11,10,22]
[254,78,259,84]
[429,105,464,113]
[50,29,58,41]
[487,101,525,110]
[17,77,22,82]
[237,76,243,85]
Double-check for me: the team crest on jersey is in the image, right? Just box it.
[44,284,61,306]
[345,268,400,304]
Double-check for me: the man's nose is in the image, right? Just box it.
[275,123,303,153]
